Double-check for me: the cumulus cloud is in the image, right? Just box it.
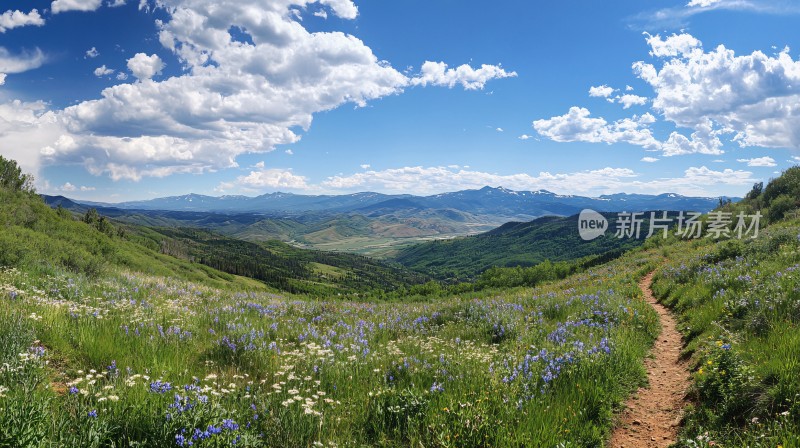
[126,53,164,80]
[537,32,800,158]
[518,134,532,140]
[410,61,517,90]
[533,107,660,149]
[635,34,800,149]
[51,0,104,14]
[641,157,659,162]
[0,9,44,33]
[85,47,99,58]
[94,65,114,77]
[0,100,62,181]
[644,32,702,57]
[737,156,777,167]
[616,94,648,109]
[108,0,127,7]
[33,0,513,182]
[589,85,614,98]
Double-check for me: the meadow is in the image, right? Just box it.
[653,220,800,447]
[1,249,662,447]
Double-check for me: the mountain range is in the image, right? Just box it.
[45,186,736,258]
[76,186,734,219]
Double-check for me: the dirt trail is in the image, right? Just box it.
[608,271,690,448]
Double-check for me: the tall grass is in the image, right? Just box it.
[652,220,800,446]
[0,248,662,447]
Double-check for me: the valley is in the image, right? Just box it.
[3,154,800,447]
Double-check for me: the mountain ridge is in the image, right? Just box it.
[60,186,737,218]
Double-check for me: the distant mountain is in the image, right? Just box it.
[98,191,409,213]
[73,186,735,219]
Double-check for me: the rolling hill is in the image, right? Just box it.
[394,213,646,280]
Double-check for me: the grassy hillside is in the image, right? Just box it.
[126,226,428,296]
[644,170,800,446]
[0,187,265,292]
[4,156,800,446]
[0,233,664,447]
[2,161,425,297]
[394,214,644,280]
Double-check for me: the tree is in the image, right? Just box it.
[0,155,35,193]
[745,182,763,200]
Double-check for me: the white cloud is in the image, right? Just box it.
[737,156,777,167]
[495,127,504,132]
[635,34,800,149]
[533,107,660,150]
[51,0,103,14]
[644,32,702,58]
[660,119,724,156]
[631,1,800,30]
[116,72,128,81]
[0,74,5,85]
[538,32,800,159]
[518,134,532,140]
[687,0,721,7]
[319,0,358,19]
[0,47,46,75]
[316,164,754,196]
[313,9,328,19]
[641,157,659,162]
[35,0,512,182]
[58,182,95,192]
[0,9,44,33]
[234,168,310,190]
[85,47,99,58]
[589,85,614,98]
[254,161,265,168]
[126,53,164,80]
[0,100,62,183]
[108,0,126,7]
[410,61,517,90]
[360,164,370,169]
[94,65,114,77]
[616,94,648,109]
[285,149,293,155]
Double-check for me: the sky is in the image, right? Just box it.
[1,0,800,201]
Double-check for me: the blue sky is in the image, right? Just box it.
[1,0,799,201]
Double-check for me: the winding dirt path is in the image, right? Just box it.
[608,271,690,448]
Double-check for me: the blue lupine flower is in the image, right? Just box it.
[87,410,98,418]
[150,380,172,394]
[221,419,239,431]
[68,386,79,395]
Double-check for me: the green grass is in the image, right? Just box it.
[0,245,664,446]
[652,220,800,446]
